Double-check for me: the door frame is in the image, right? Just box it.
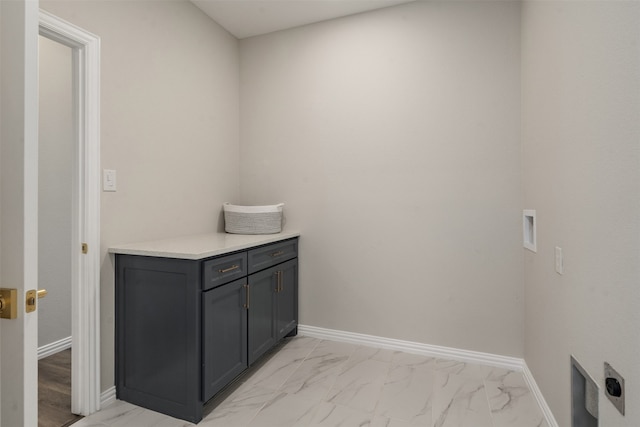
[39,9,101,416]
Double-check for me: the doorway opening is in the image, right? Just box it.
[37,33,81,427]
[38,9,101,419]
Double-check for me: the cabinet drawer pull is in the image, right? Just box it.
[244,284,249,309]
[271,251,284,257]
[218,265,239,273]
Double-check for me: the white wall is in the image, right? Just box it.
[240,1,524,357]
[40,0,240,392]
[522,1,640,425]
[38,36,73,348]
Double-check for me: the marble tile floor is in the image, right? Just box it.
[72,337,548,427]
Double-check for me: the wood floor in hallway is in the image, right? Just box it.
[39,349,83,427]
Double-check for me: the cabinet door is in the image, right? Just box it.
[202,278,248,401]
[248,268,277,365]
[276,259,298,340]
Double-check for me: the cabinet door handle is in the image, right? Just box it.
[274,271,284,292]
[243,284,249,309]
[219,265,239,273]
[271,251,284,257]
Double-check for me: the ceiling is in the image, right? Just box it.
[190,0,416,39]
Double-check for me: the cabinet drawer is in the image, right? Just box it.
[248,239,298,274]
[203,252,247,290]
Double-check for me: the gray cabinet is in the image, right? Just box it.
[248,258,298,365]
[202,278,248,401]
[276,259,298,340]
[203,252,248,290]
[116,256,202,422]
[115,237,298,423]
[247,238,298,273]
[248,267,277,365]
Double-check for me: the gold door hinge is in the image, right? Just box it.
[82,243,88,254]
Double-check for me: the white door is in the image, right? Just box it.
[0,0,41,426]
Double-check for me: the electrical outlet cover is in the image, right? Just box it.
[604,362,625,416]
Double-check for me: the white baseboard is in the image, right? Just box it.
[298,324,523,371]
[297,324,558,427]
[523,363,560,427]
[100,386,116,408]
[38,336,72,360]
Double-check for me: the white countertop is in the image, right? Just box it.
[108,231,300,260]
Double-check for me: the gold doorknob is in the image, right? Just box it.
[0,288,18,319]
[26,289,47,313]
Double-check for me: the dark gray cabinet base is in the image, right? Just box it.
[115,237,298,423]
[203,278,248,402]
[248,259,298,364]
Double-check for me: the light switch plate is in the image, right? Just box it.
[103,169,117,192]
